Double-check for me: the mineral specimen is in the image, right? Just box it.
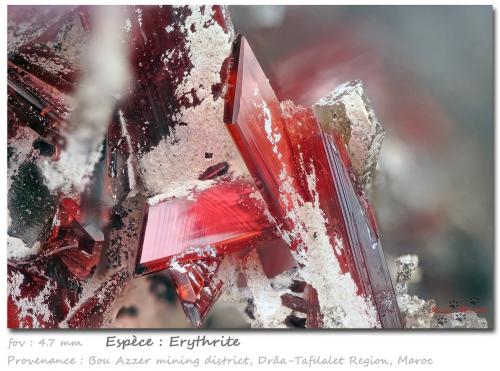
[168,258,225,327]
[7,5,406,329]
[113,5,236,198]
[135,180,275,276]
[7,4,239,328]
[224,35,403,328]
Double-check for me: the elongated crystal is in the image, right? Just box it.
[169,258,224,327]
[224,35,403,328]
[135,180,276,276]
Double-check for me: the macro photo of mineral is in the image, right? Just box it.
[6,5,493,329]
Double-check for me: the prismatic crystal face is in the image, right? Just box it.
[224,36,403,328]
[135,180,276,275]
[7,5,237,328]
[8,6,402,328]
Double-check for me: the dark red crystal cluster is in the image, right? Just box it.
[7,5,402,328]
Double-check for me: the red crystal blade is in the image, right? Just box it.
[322,133,403,327]
[135,180,276,276]
[224,36,306,233]
[41,198,104,280]
[169,257,224,327]
[64,270,128,328]
[224,35,403,328]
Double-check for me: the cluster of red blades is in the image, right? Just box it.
[7,6,402,328]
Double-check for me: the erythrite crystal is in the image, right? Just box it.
[35,197,104,280]
[110,5,236,197]
[8,5,403,329]
[224,36,305,234]
[255,238,296,279]
[135,180,276,276]
[224,35,403,328]
[8,264,81,328]
[105,110,137,206]
[281,283,322,328]
[198,162,230,181]
[64,270,128,328]
[8,6,87,90]
[321,133,402,326]
[7,5,239,328]
[168,258,224,327]
[7,6,86,146]
[7,61,70,145]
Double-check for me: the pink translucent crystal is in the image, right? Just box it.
[8,5,236,328]
[8,5,403,329]
[224,35,403,328]
[135,180,276,276]
[169,258,224,327]
[224,37,306,235]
